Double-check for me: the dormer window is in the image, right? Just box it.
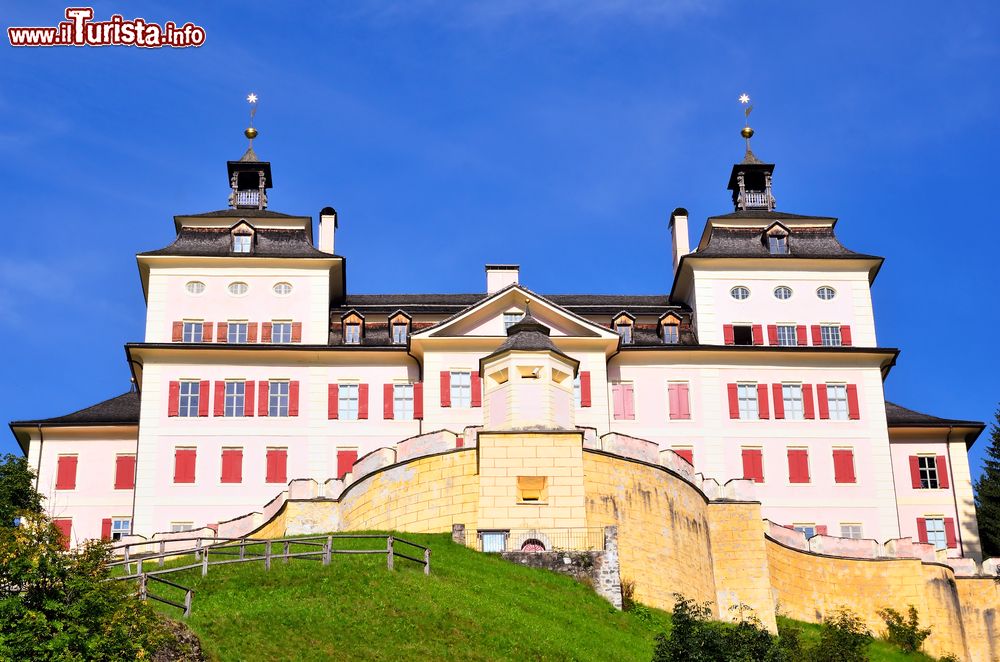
[503,311,524,330]
[233,234,252,253]
[341,311,365,345]
[612,312,635,345]
[659,312,681,345]
[765,223,790,255]
[388,311,411,345]
[392,323,407,345]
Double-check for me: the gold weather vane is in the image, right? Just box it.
[245,93,259,146]
[738,93,761,164]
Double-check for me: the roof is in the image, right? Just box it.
[884,401,984,428]
[708,210,836,222]
[139,227,334,259]
[338,293,686,316]
[480,307,579,367]
[173,209,307,220]
[9,391,140,428]
[692,226,882,260]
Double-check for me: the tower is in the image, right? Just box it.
[227,93,272,210]
[727,94,776,211]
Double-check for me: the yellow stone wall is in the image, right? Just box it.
[707,501,777,631]
[956,578,1000,662]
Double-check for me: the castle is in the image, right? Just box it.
[10,112,999,660]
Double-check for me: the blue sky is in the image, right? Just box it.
[1,2,998,478]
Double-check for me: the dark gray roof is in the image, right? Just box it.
[480,308,578,366]
[339,293,686,316]
[10,392,139,428]
[884,401,983,428]
[694,226,882,260]
[708,210,836,221]
[174,209,307,220]
[140,228,334,258]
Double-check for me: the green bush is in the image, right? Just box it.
[621,578,637,612]
[811,608,872,662]
[877,605,931,653]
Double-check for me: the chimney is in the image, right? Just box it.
[318,207,337,254]
[485,264,519,294]
[669,207,690,273]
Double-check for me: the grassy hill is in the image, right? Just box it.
[143,532,940,662]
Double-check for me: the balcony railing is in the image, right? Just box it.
[231,189,265,209]
[741,190,774,209]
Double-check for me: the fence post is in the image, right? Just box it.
[195,538,202,561]
[138,573,147,601]
[201,546,209,577]
[283,541,290,563]
[424,548,430,576]
[240,539,245,561]
[265,541,272,571]
[386,535,394,571]
[137,557,143,575]
[184,589,192,618]
[159,540,165,567]
[323,535,331,566]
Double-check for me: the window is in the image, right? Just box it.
[662,323,679,344]
[737,384,758,420]
[768,235,788,255]
[827,384,849,420]
[233,234,252,253]
[774,286,792,300]
[517,476,547,503]
[228,282,249,296]
[503,312,523,330]
[820,325,842,347]
[480,531,508,553]
[742,448,764,483]
[918,456,940,489]
[612,382,635,420]
[228,321,248,343]
[616,323,633,344]
[841,524,863,540]
[185,281,205,295]
[391,323,408,345]
[269,381,290,417]
[273,282,292,295]
[393,384,414,420]
[450,371,472,408]
[924,517,947,550]
[732,324,754,346]
[833,449,856,483]
[793,524,816,538]
[178,381,201,417]
[782,384,804,420]
[111,518,131,541]
[170,522,194,533]
[817,286,836,301]
[338,383,359,420]
[776,325,797,347]
[224,381,245,417]
[182,321,203,343]
[787,448,810,483]
[221,449,243,484]
[272,322,292,343]
[344,323,361,345]
[730,286,750,301]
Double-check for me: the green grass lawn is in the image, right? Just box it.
[136,533,946,662]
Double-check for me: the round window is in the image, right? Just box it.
[185,281,206,295]
[227,282,249,296]
[273,282,293,296]
[817,286,836,301]
[774,286,792,300]
[730,286,750,301]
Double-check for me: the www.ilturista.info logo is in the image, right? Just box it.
[7,7,206,48]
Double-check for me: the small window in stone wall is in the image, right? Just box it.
[520,538,546,552]
[517,476,548,504]
[480,531,508,553]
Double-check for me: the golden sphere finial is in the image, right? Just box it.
[741,126,754,139]
[244,127,258,140]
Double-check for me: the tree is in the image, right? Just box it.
[974,407,1000,558]
[0,453,43,527]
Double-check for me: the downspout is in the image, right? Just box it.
[406,341,423,437]
[605,338,623,439]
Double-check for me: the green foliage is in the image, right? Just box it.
[975,407,1000,557]
[812,608,873,662]
[622,577,637,611]
[0,514,171,660]
[0,453,43,527]
[878,606,931,653]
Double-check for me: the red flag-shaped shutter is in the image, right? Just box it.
[803,384,815,419]
[580,371,592,407]
[471,371,482,407]
[217,322,228,343]
[114,455,136,490]
[833,449,856,483]
[203,322,214,343]
[937,456,949,489]
[944,518,957,548]
[172,321,183,342]
[909,456,922,489]
[846,384,860,420]
[816,525,828,536]
[840,325,853,346]
[291,322,302,343]
[796,325,807,346]
[916,518,928,544]
[168,381,180,417]
[383,384,394,419]
[612,384,624,419]
[357,383,368,420]
[174,449,196,483]
[817,384,830,419]
[757,383,769,419]
[742,449,764,482]
[723,324,735,345]
[214,381,226,417]
[289,381,300,416]
[248,323,258,343]
[258,381,269,417]
[337,450,357,479]
[56,456,77,490]
[328,384,339,419]
[198,381,210,417]
[727,384,740,419]
[788,449,810,483]
[772,384,785,419]
[262,322,272,343]
[668,384,680,420]
[811,325,822,346]
[414,382,424,419]
[266,449,287,484]
[767,325,778,345]
[101,518,112,541]
[623,384,635,419]
[245,381,255,417]
[674,448,693,465]
[751,325,764,346]
[440,371,451,407]
[678,384,690,419]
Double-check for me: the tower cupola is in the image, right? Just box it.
[227,93,272,210]
[727,94,776,211]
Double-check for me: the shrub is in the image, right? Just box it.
[811,607,872,662]
[878,605,931,653]
[621,578,637,612]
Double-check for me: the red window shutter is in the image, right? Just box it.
[101,518,112,541]
[56,456,77,490]
[291,322,302,343]
[916,518,928,544]
[174,449,196,483]
[846,384,860,420]
[217,322,228,343]
[168,381,180,417]
[742,449,763,482]
[289,381,300,416]
[796,325,807,346]
[811,325,822,346]
[172,321,183,342]
[357,383,368,420]
[54,519,72,550]
[767,325,778,345]
[678,384,690,419]
[727,384,739,419]
[414,382,424,419]
[203,322,214,343]
[909,456,922,489]
[471,371,482,407]
[723,324,735,345]
[258,381,269,417]
[833,449,856,483]
[816,525,828,536]
[937,456,949,489]
[262,322,272,343]
[612,384,624,419]
[751,325,764,346]
[623,384,635,420]
[788,449,810,483]
[757,383,769,419]
[817,384,830,419]
[772,384,785,419]
[668,384,680,420]
[944,518,958,548]
[337,450,357,479]
[198,381,209,416]
[840,325,852,346]
[221,449,243,484]
[266,449,287,484]
[440,371,451,407]
[803,384,815,419]
[248,322,258,343]
[245,381,255,417]
[328,384,339,419]
[580,371,592,407]
[214,381,225,417]
[114,455,136,490]
[456,437,465,448]
[383,384,394,419]
[674,449,693,465]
